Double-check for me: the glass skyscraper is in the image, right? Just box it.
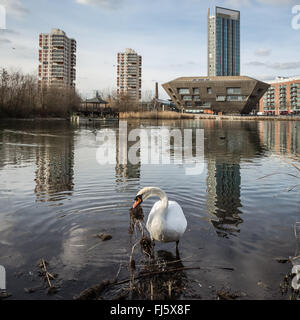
[207,7,240,76]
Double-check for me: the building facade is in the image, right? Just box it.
[162,76,269,115]
[207,7,240,77]
[259,76,300,115]
[117,48,142,101]
[38,28,76,89]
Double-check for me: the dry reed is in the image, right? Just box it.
[119,111,196,120]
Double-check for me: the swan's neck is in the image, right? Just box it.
[147,187,168,213]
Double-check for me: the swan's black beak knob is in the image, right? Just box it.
[132,195,142,209]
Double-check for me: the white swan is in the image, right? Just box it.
[132,187,187,248]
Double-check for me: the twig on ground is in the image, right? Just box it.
[41,259,52,288]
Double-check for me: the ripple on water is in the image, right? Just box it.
[1,119,300,299]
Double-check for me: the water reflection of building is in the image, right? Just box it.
[258,121,300,155]
[206,159,242,237]
[115,123,141,187]
[35,135,74,202]
[205,121,261,237]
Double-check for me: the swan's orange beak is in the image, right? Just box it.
[132,197,142,209]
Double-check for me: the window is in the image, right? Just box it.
[178,88,190,94]
[216,96,226,101]
[207,87,212,94]
[202,102,211,108]
[193,88,200,94]
[193,96,200,101]
[182,95,192,101]
[227,95,247,101]
[226,87,241,94]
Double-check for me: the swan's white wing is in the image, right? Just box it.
[165,201,187,238]
[146,200,187,242]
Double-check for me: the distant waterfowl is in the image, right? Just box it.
[132,187,187,248]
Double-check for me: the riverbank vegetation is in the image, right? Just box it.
[0,69,81,118]
[119,111,196,119]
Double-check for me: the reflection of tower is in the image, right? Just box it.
[206,158,218,214]
[115,124,141,187]
[206,158,242,237]
[35,136,74,202]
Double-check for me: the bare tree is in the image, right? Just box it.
[0,69,81,118]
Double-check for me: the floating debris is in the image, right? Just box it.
[0,292,12,300]
[38,258,58,294]
[275,257,290,264]
[75,280,111,300]
[130,259,136,270]
[24,287,39,294]
[97,233,112,241]
[257,281,269,289]
[47,286,58,295]
[130,206,144,221]
[129,206,144,235]
[217,289,239,300]
[140,236,153,258]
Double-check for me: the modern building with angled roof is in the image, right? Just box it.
[162,76,269,115]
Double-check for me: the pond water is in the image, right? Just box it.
[0,119,300,300]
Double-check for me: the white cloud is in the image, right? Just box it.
[75,0,122,8]
[269,61,300,69]
[246,61,266,66]
[246,60,300,70]
[0,38,10,44]
[224,0,298,7]
[0,29,19,35]
[256,74,277,81]
[0,0,28,17]
[256,0,298,5]
[255,48,271,57]
[224,0,251,8]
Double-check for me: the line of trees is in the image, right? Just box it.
[98,88,154,113]
[0,69,81,118]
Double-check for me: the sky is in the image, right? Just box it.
[0,0,299,99]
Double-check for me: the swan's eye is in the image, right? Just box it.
[135,195,142,202]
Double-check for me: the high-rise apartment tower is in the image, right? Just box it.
[117,48,142,100]
[38,28,76,88]
[207,7,240,76]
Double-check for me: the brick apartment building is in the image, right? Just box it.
[259,76,300,115]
